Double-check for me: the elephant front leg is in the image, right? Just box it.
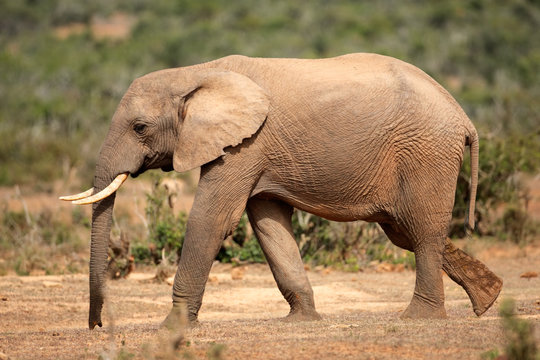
[163,180,252,327]
[247,198,321,321]
[442,237,502,316]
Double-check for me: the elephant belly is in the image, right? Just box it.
[250,168,392,223]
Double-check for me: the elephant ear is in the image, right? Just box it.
[173,70,269,172]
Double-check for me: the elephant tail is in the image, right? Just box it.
[465,129,479,232]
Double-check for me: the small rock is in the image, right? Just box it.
[393,263,405,272]
[375,263,406,273]
[208,276,219,284]
[52,332,60,336]
[376,263,393,272]
[520,271,538,279]
[166,277,174,286]
[231,267,245,280]
[1,297,7,301]
[43,281,62,288]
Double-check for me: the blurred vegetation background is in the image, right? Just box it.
[1,0,539,275]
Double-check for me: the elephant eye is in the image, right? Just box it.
[133,123,147,134]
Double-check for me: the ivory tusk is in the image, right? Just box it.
[71,173,129,205]
[59,188,94,201]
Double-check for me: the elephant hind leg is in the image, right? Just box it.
[247,197,321,321]
[381,221,503,316]
[401,243,448,319]
[442,238,502,316]
[380,222,447,319]
[379,223,413,251]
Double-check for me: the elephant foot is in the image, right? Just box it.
[442,238,503,316]
[161,304,196,331]
[282,309,322,322]
[462,264,502,316]
[400,296,447,320]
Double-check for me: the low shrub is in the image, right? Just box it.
[499,298,538,360]
[133,173,188,264]
[216,214,265,264]
[0,198,88,275]
[292,212,414,270]
[453,131,540,241]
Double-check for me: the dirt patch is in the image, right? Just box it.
[53,12,137,41]
[1,247,539,359]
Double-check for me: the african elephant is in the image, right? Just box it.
[61,53,503,329]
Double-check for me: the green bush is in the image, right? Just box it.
[499,298,538,360]
[216,214,265,264]
[292,212,415,269]
[136,174,188,264]
[217,237,266,265]
[131,243,152,264]
[453,130,540,240]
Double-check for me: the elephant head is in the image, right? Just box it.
[61,66,269,329]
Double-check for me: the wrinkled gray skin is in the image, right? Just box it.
[87,53,502,329]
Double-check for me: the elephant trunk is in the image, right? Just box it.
[87,139,124,329]
[88,176,116,329]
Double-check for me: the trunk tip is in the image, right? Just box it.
[89,320,103,330]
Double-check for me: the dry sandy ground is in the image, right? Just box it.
[0,242,539,360]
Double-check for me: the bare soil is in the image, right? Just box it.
[1,242,539,360]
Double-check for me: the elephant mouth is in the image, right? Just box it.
[160,164,174,172]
